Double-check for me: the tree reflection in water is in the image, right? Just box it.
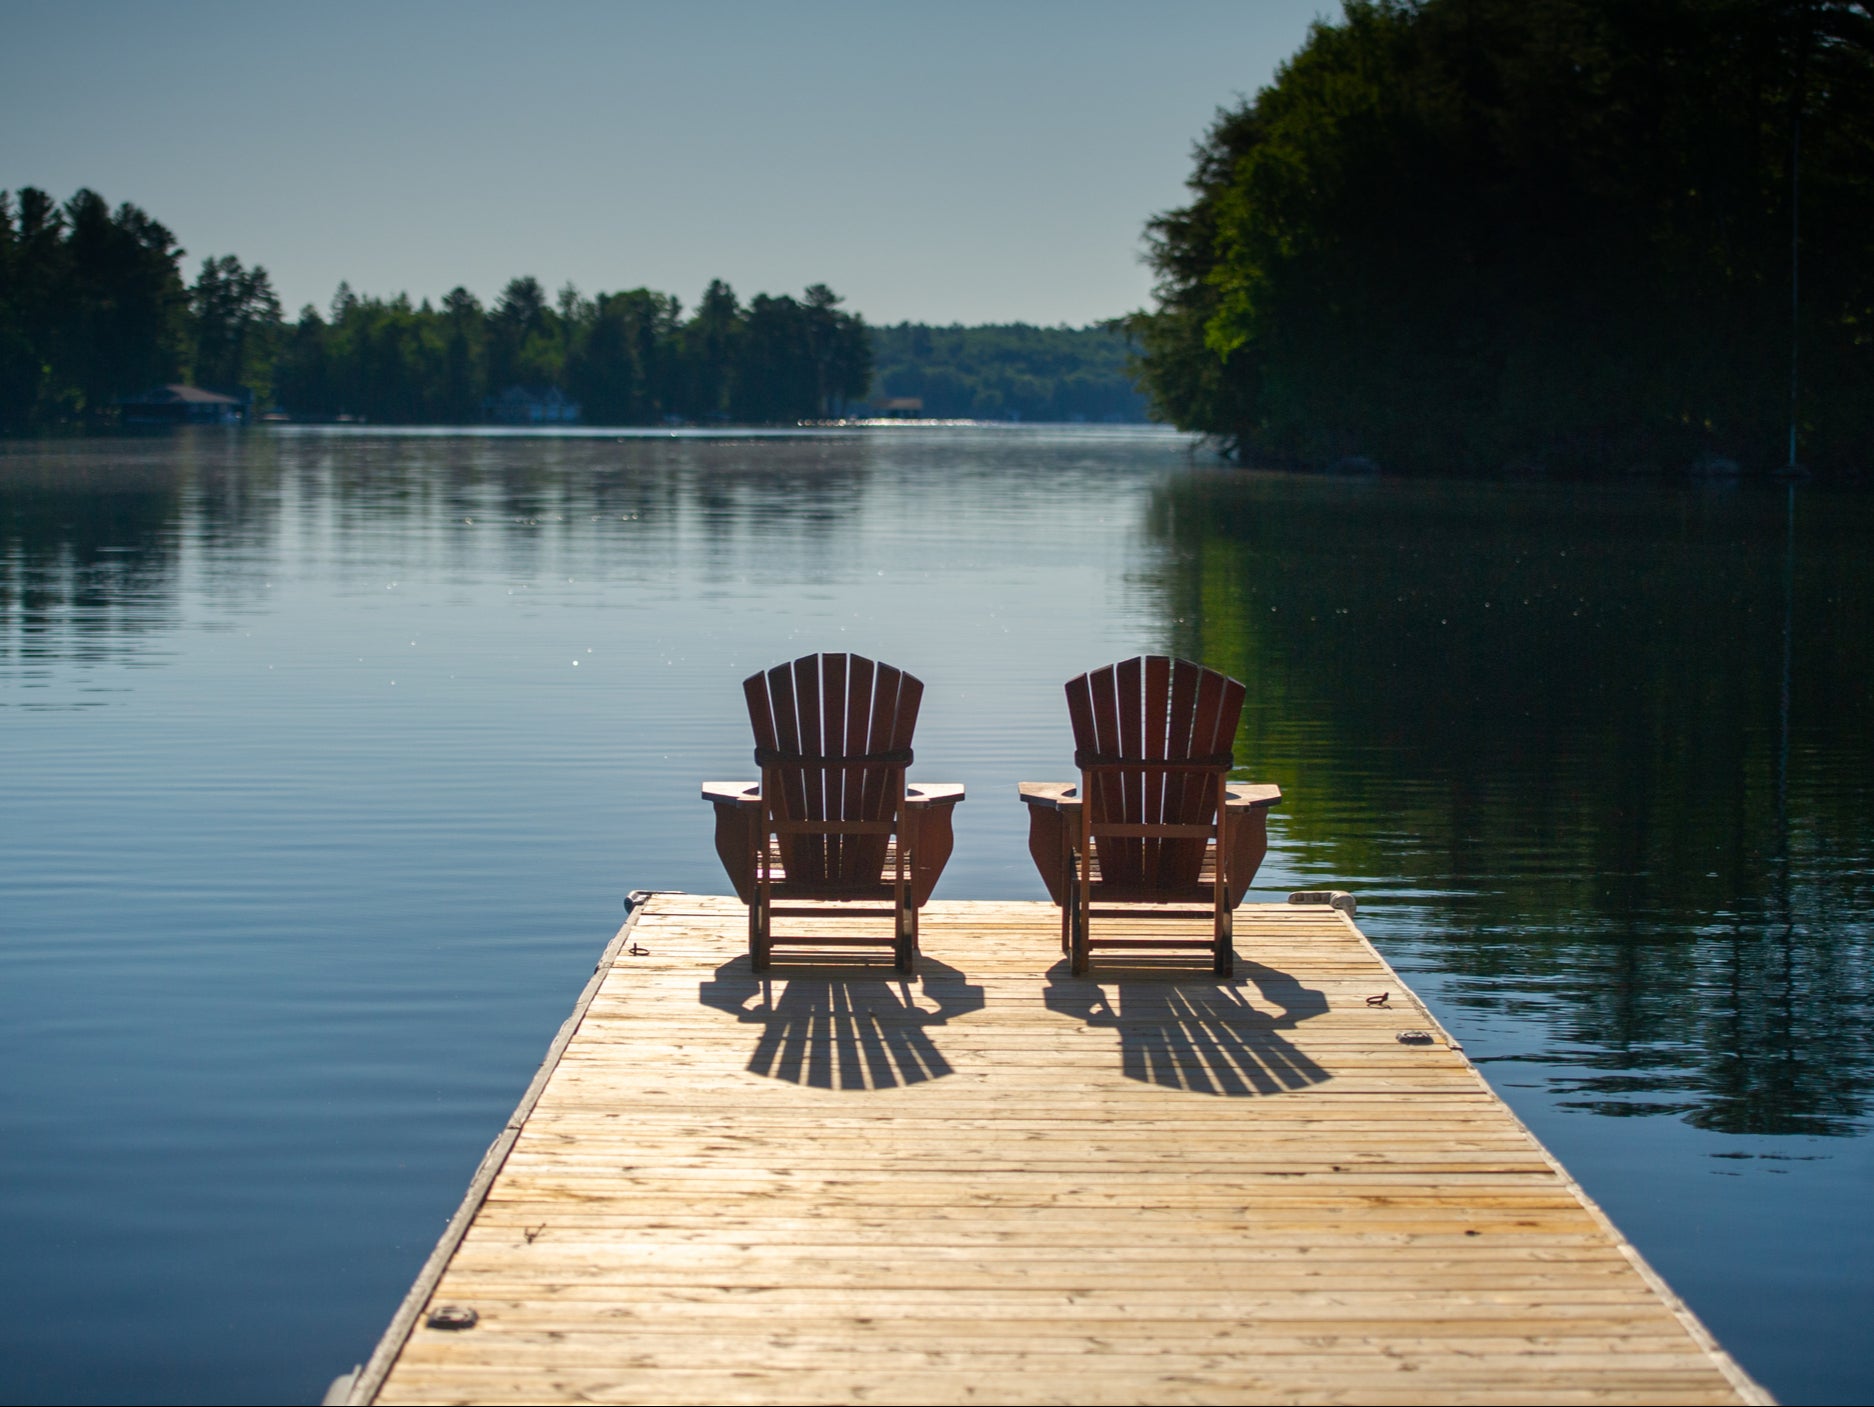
[698,957,984,1090]
[1146,470,1874,1134]
[1043,959,1330,1096]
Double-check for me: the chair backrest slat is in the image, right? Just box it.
[1067,655,1246,890]
[820,655,850,876]
[1083,664,1122,835]
[791,654,824,831]
[1141,655,1171,888]
[1064,671,1097,761]
[840,654,874,845]
[747,653,921,888]
[768,662,811,872]
[1162,657,1204,883]
[744,672,779,754]
[860,661,903,823]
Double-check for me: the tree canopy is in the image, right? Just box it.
[869,322,1147,421]
[1131,0,1874,477]
[2,195,1152,430]
[270,276,872,425]
[1,191,877,431]
[1,188,193,427]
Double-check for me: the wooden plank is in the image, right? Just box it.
[359,896,1770,1407]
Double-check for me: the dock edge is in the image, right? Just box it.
[337,891,666,1406]
[1313,898,1776,1407]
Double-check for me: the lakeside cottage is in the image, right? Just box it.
[118,385,247,425]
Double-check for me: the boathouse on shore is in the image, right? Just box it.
[118,384,247,425]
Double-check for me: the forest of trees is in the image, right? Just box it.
[870,322,1147,421]
[0,188,874,430]
[22,0,1873,469]
[272,276,871,425]
[0,189,197,427]
[1,187,1142,430]
[1132,0,1874,478]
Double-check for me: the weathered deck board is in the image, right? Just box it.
[353,895,1767,1406]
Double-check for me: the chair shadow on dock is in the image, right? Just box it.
[1042,958,1332,1096]
[698,956,986,1091]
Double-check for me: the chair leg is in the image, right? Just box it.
[1059,827,1073,956]
[750,809,770,971]
[895,899,917,975]
[1071,854,1086,974]
[1213,901,1233,978]
[1069,850,1092,977]
[750,886,771,972]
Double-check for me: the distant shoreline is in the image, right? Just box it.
[3,420,1181,443]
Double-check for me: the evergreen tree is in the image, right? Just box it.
[570,288,681,423]
[680,279,741,420]
[272,306,333,420]
[0,187,188,426]
[489,276,552,390]
[732,294,814,422]
[802,284,872,417]
[439,287,487,423]
[189,254,282,403]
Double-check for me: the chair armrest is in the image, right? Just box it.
[703,780,963,907]
[1018,781,1279,908]
[1227,783,1282,810]
[1020,780,1281,811]
[1018,781,1079,811]
[701,781,763,810]
[703,781,965,809]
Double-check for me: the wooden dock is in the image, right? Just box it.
[341,894,1769,1406]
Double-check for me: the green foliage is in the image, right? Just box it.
[439,286,487,423]
[4,184,1147,428]
[269,274,871,425]
[1133,0,1874,477]
[869,322,1147,421]
[570,288,680,424]
[189,254,282,404]
[681,279,742,420]
[0,193,879,429]
[0,188,189,428]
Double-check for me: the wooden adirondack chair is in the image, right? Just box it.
[701,653,962,973]
[1018,656,1281,977]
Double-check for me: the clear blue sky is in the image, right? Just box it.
[4,0,1332,326]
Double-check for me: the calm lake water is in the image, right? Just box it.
[2,426,1870,1404]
